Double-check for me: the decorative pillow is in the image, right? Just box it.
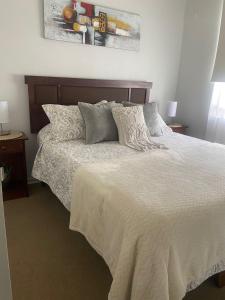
[37,124,53,146]
[122,101,172,137]
[42,104,84,141]
[78,102,122,144]
[143,102,172,136]
[42,101,108,142]
[112,106,166,151]
[122,101,137,107]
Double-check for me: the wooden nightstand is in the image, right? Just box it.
[169,124,188,134]
[0,132,28,201]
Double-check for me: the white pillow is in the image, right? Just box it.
[42,104,85,141]
[112,106,166,151]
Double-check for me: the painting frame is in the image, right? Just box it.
[44,0,141,51]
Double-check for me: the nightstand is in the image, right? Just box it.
[0,132,28,201]
[169,124,188,134]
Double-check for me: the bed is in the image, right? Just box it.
[33,139,139,210]
[26,76,225,300]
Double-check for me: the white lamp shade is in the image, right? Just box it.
[167,101,177,118]
[0,101,9,123]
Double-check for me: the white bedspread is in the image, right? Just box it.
[32,140,139,210]
[69,134,225,300]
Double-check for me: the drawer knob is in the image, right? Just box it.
[1,146,6,151]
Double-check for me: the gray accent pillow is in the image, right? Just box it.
[78,102,121,144]
[122,101,172,137]
[143,102,164,136]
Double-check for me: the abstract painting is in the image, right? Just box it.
[44,0,140,51]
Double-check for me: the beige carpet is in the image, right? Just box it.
[3,184,225,300]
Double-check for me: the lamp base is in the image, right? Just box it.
[0,130,10,136]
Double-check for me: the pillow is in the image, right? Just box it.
[112,106,166,151]
[42,104,84,141]
[42,101,108,142]
[122,101,137,107]
[37,124,53,146]
[143,102,172,137]
[122,101,172,137]
[78,102,122,144]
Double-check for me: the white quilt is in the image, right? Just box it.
[69,135,225,300]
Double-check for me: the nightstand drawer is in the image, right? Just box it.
[0,140,23,154]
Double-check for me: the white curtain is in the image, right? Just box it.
[212,0,225,82]
[207,0,225,143]
[206,83,225,143]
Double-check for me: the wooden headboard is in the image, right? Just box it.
[25,76,152,133]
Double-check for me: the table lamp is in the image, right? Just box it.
[0,101,10,136]
[167,101,177,125]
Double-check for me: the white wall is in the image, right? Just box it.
[176,0,223,139]
[0,0,186,178]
